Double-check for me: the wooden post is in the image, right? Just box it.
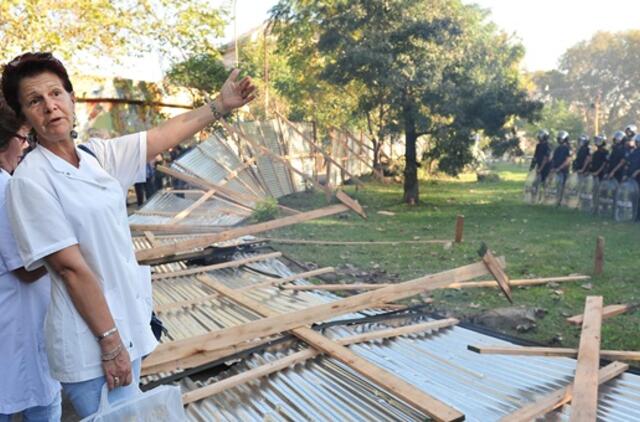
[594,236,605,275]
[454,215,464,243]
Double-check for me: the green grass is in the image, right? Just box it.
[273,163,640,353]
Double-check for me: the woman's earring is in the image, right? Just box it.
[70,114,78,139]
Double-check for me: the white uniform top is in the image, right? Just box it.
[6,132,158,383]
[0,168,60,413]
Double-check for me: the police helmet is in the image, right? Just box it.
[537,130,550,142]
[612,130,626,144]
[594,135,606,147]
[578,134,589,147]
[625,124,637,138]
[556,130,569,144]
[634,134,640,146]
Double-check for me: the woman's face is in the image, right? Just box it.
[18,71,75,145]
[0,127,29,173]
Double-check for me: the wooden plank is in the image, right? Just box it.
[467,345,640,361]
[500,361,628,422]
[142,258,498,371]
[141,337,276,376]
[478,243,512,303]
[143,231,157,247]
[169,189,217,223]
[157,165,257,210]
[154,293,220,314]
[329,128,384,181]
[130,224,226,234]
[283,274,589,292]
[152,252,282,281]
[570,295,603,422]
[239,267,336,291]
[275,111,366,187]
[594,236,605,275]
[454,215,464,243]
[257,237,449,245]
[182,318,458,405]
[135,204,350,262]
[567,304,632,326]
[196,275,464,421]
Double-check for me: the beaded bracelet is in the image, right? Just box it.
[209,97,230,120]
[101,344,123,362]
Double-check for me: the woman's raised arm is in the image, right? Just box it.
[146,69,255,161]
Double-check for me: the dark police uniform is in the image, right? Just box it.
[590,147,609,180]
[551,144,571,185]
[607,143,628,182]
[625,148,640,183]
[572,144,590,172]
[531,141,551,182]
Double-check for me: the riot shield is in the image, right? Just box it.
[596,179,618,219]
[614,179,639,222]
[523,170,540,204]
[543,173,563,206]
[561,173,580,208]
[579,175,597,213]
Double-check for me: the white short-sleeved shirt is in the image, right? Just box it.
[0,168,60,413]
[6,132,158,383]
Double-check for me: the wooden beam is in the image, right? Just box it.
[155,293,220,314]
[156,165,257,210]
[130,224,226,234]
[478,243,512,303]
[169,189,217,224]
[567,303,632,326]
[500,361,628,422]
[195,275,464,421]
[275,111,366,187]
[257,237,449,245]
[135,204,350,263]
[182,318,459,405]
[454,215,464,243]
[152,252,282,281]
[142,258,499,371]
[570,296,603,422]
[594,236,605,275]
[467,345,640,361]
[329,128,384,181]
[239,267,336,291]
[283,274,589,292]
[143,231,157,247]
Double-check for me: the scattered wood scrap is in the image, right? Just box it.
[570,295,603,422]
[478,242,512,303]
[142,258,503,375]
[135,204,352,263]
[182,318,459,405]
[257,237,449,246]
[466,345,640,361]
[567,303,634,326]
[500,361,628,422]
[196,274,464,421]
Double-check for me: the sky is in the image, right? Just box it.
[103,0,640,81]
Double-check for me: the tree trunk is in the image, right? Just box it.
[403,101,419,205]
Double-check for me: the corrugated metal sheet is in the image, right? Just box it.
[144,252,640,421]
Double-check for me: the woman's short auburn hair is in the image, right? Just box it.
[1,52,73,117]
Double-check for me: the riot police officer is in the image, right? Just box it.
[590,135,609,180]
[607,130,629,181]
[550,130,572,185]
[530,130,552,182]
[572,134,591,174]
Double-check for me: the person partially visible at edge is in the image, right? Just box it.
[530,129,551,183]
[0,102,61,421]
[1,52,255,418]
[572,134,591,174]
[590,135,609,180]
[549,130,572,186]
[606,130,630,182]
[623,134,640,184]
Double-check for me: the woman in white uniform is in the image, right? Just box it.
[1,52,255,417]
[0,103,61,421]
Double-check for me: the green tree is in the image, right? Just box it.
[166,53,228,104]
[0,1,225,68]
[274,0,539,204]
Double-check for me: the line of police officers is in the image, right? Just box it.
[526,124,640,220]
